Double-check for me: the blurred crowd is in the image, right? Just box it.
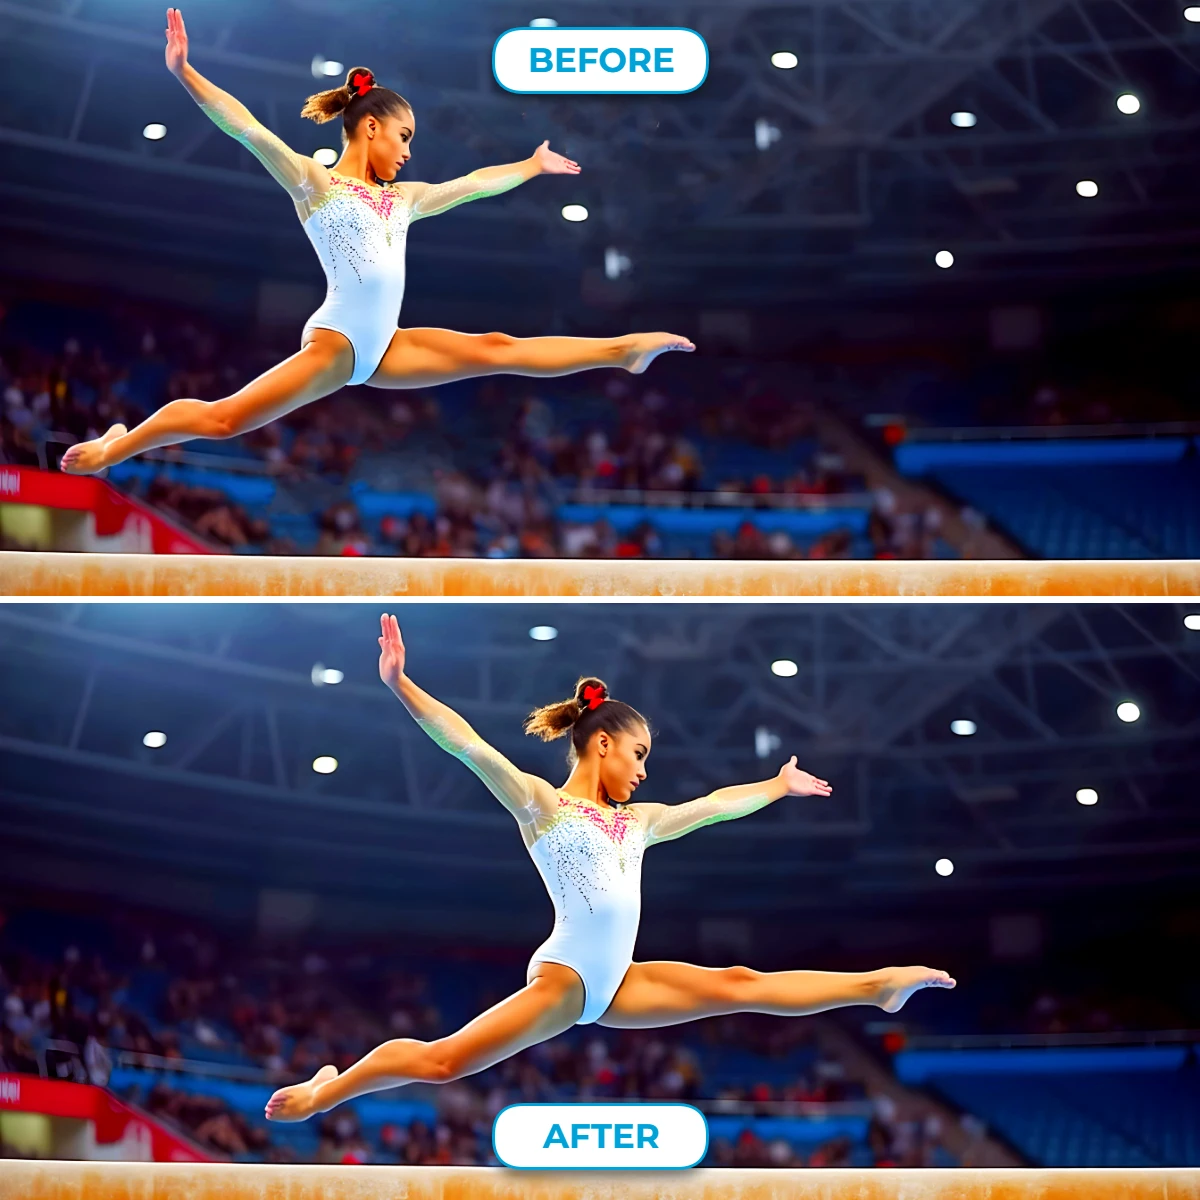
[0,295,960,561]
[0,907,961,1168]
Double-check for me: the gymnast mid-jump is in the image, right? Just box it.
[264,614,954,1121]
[62,9,694,474]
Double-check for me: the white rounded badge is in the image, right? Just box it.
[493,28,709,95]
[493,1103,708,1169]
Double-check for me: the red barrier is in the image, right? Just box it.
[0,1073,212,1162]
[0,466,211,554]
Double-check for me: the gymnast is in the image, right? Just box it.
[62,9,694,474]
[264,614,954,1121]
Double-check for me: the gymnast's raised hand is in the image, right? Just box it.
[60,10,693,475]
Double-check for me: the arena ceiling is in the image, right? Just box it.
[1,602,1197,935]
[0,0,1197,319]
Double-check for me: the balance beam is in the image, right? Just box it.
[3,553,1200,598]
[1,1163,1197,1200]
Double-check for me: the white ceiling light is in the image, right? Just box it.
[142,731,167,749]
[1186,6,1200,21]
[529,625,558,641]
[1183,614,1200,630]
[311,663,343,686]
[142,124,167,141]
[771,659,798,678]
[1116,701,1141,723]
[950,719,977,736]
[313,147,338,167]
[1076,179,1099,198]
[754,726,781,760]
[561,204,589,223]
[1076,788,1099,806]
[950,111,977,128]
[935,250,955,269]
[530,17,558,27]
[771,51,798,69]
[935,858,955,877]
[1116,93,1141,115]
[310,56,343,79]
[312,756,338,774]
[754,117,782,151]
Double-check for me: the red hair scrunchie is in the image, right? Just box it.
[351,71,375,97]
[582,684,607,710]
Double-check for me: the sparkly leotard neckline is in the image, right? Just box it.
[529,790,640,851]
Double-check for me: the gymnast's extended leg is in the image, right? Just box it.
[59,329,354,474]
[263,962,583,1122]
[365,326,694,389]
[595,961,955,1029]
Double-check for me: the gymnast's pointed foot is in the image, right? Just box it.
[60,424,127,475]
[625,332,695,374]
[875,966,956,1013]
[264,1063,338,1122]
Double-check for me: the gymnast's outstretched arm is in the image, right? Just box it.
[634,757,832,847]
[377,613,558,833]
[402,140,580,220]
[165,8,325,208]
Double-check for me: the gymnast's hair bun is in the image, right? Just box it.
[301,66,376,124]
[524,676,610,741]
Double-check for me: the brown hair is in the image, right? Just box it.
[525,677,649,764]
[301,66,413,143]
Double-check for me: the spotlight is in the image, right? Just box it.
[754,117,782,151]
[142,124,167,141]
[1116,93,1141,114]
[312,756,338,774]
[604,247,632,280]
[935,250,955,269]
[1076,179,1099,198]
[935,858,955,877]
[754,726,781,760]
[950,719,977,737]
[311,56,344,79]
[530,17,558,27]
[313,148,338,167]
[950,111,977,128]
[1076,788,1099,805]
[771,51,798,69]
[561,204,588,223]
[1186,6,1200,21]
[528,625,558,641]
[1116,701,1141,723]
[1183,614,1200,631]
[143,731,167,749]
[771,659,798,678]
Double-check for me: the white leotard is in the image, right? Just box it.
[197,91,528,387]
[410,709,780,1029]
[525,792,646,1025]
[300,176,412,386]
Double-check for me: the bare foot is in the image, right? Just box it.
[264,1063,338,1122]
[60,424,127,476]
[875,966,956,1013]
[625,333,695,374]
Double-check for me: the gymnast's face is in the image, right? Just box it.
[362,109,415,182]
[591,723,652,804]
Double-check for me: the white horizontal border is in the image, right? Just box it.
[0,596,1196,604]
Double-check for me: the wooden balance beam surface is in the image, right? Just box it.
[3,553,1200,598]
[2,1163,1198,1200]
